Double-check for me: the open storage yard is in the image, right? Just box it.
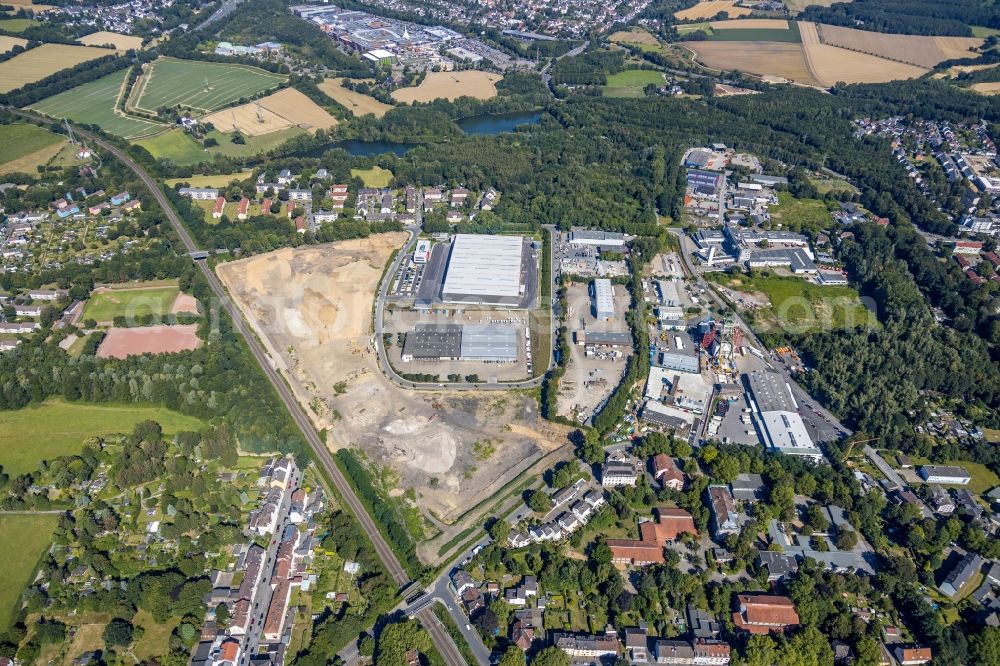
[318,78,393,117]
[816,23,982,69]
[674,0,750,20]
[201,87,337,136]
[96,324,202,358]
[28,69,167,140]
[132,57,286,114]
[0,43,116,93]
[391,71,501,103]
[217,238,570,527]
[77,30,143,50]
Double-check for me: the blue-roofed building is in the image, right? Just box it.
[57,206,80,219]
[110,191,131,206]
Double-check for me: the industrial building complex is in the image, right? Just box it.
[441,234,531,306]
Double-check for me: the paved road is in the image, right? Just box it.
[541,43,587,95]
[193,0,245,32]
[372,225,557,392]
[8,110,467,664]
[669,229,851,442]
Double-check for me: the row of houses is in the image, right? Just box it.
[508,480,606,547]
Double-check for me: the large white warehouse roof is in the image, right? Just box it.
[442,234,524,303]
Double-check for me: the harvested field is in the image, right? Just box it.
[675,1,750,20]
[816,23,982,68]
[0,43,116,93]
[784,0,839,11]
[134,57,286,114]
[609,28,660,45]
[78,31,143,50]
[0,123,62,166]
[685,41,819,85]
[170,292,199,315]
[96,324,201,358]
[3,0,53,10]
[0,36,27,53]
[971,82,1000,94]
[392,70,501,103]
[319,77,393,117]
[711,19,789,29]
[801,22,927,85]
[217,238,571,526]
[164,171,251,187]
[202,87,337,136]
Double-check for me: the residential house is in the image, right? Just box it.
[213,197,226,219]
[237,198,249,220]
[277,169,295,185]
[110,191,130,206]
[450,569,476,596]
[450,187,469,208]
[213,637,241,666]
[287,189,312,202]
[511,619,535,651]
[708,485,739,536]
[179,188,219,200]
[929,486,955,514]
[894,646,932,665]
[624,628,649,663]
[732,594,800,635]
[553,632,619,659]
[730,473,765,502]
[939,552,983,598]
[653,454,684,491]
[757,551,798,581]
[602,459,639,487]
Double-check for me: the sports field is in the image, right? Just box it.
[135,126,303,165]
[351,166,393,187]
[83,282,180,323]
[133,57,286,113]
[97,324,202,359]
[0,514,58,630]
[78,30,143,50]
[318,78,393,118]
[0,399,206,477]
[0,43,116,93]
[0,123,64,171]
[603,69,664,97]
[28,69,167,140]
[201,87,337,136]
[816,22,982,68]
[0,35,27,53]
[392,71,501,103]
[675,0,750,20]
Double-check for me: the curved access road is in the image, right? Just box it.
[9,109,469,664]
[372,225,557,392]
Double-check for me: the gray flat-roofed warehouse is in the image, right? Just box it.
[441,234,524,305]
[402,324,462,361]
[569,230,625,247]
[460,324,518,362]
[593,278,615,320]
[575,331,632,346]
[747,370,797,412]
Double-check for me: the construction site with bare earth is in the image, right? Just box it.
[216,236,572,565]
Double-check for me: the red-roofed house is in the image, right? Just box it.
[237,197,249,220]
[732,594,800,635]
[213,197,225,219]
[262,198,272,213]
[652,454,684,491]
[894,646,932,665]
[214,638,241,666]
[294,216,306,234]
[608,508,697,565]
[952,240,983,255]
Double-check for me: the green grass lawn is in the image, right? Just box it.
[603,69,664,97]
[0,514,58,630]
[0,399,206,477]
[164,171,252,187]
[132,609,180,660]
[135,126,304,166]
[676,23,713,36]
[134,57,286,113]
[351,166,393,188]
[709,272,876,333]
[810,177,859,196]
[972,26,1000,38]
[0,18,39,32]
[0,123,62,164]
[707,23,801,43]
[767,191,836,234]
[82,283,179,322]
[28,69,167,140]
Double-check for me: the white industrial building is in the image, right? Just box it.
[459,324,518,362]
[747,371,824,461]
[441,234,524,305]
[592,278,615,320]
[568,229,625,247]
[918,466,972,485]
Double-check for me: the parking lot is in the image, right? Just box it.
[557,281,633,424]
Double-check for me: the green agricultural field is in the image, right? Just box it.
[707,24,801,43]
[82,283,179,322]
[164,171,252,187]
[972,26,1000,38]
[0,399,206,478]
[0,514,58,630]
[709,272,876,333]
[604,69,664,97]
[135,126,303,166]
[0,123,62,163]
[133,57,286,113]
[0,18,39,32]
[28,69,166,140]
[676,22,713,36]
[351,166,393,187]
[767,191,836,234]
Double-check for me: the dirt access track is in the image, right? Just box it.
[217,235,571,556]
